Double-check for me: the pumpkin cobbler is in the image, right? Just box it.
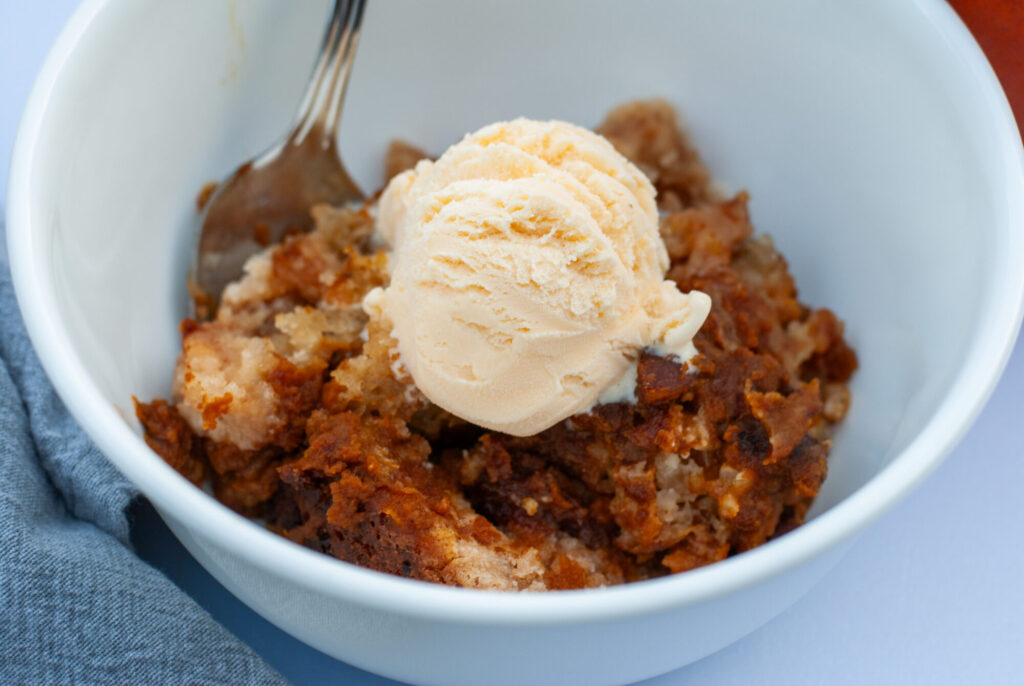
[137,100,856,590]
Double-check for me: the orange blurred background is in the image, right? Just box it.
[950,0,1024,134]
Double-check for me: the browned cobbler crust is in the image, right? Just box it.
[136,99,856,590]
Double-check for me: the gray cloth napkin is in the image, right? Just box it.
[0,222,288,685]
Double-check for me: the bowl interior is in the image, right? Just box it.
[17,0,1019,549]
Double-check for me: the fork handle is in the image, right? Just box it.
[291,0,366,147]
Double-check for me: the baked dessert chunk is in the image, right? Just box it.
[137,100,856,590]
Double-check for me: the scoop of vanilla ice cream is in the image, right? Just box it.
[365,118,711,436]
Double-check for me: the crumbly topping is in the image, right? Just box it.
[136,101,856,589]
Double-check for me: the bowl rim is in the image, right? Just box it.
[7,0,1024,626]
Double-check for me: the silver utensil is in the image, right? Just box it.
[191,0,366,320]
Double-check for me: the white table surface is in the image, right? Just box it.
[4,3,1023,684]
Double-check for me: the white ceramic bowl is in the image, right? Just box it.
[8,1,1024,684]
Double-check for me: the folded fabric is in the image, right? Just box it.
[0,220,287,685]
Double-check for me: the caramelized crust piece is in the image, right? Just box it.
[597,99,717,211]
[134,398,207,485]
[383,140,430,183]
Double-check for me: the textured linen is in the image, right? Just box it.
[0,223,287,685]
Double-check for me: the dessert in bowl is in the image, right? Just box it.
[137,101,857,590]
[8,1,1023,684]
